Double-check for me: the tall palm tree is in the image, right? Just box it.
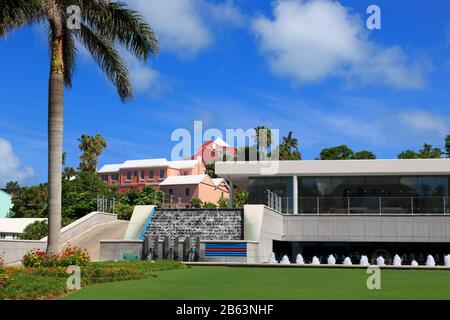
[280,131,301,160]
[1,0,158,253]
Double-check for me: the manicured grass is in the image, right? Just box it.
[65,266,450,300]
[0,260,184,300]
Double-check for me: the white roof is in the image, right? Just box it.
[212,178,226,187]
[122,158,169,169]
[98,158,200,172]
[168,160,198,169]
[0,218,47,234]
[98,164,122,173]
[214,138,231,148]
[216,159,450,187]
[160,174,208,186]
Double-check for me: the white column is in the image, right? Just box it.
[293,176,298,214]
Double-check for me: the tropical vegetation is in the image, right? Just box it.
[0,0,159,254]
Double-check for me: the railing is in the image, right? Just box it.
[266,192,450,215]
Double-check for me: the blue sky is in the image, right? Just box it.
[1,0,450,186]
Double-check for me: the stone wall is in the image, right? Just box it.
[143,209,243,241]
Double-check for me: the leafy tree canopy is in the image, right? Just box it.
[398,144,443,159]
[318,145,376,160]
[79,134,107,172]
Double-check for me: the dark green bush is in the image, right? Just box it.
[20,220,48,240]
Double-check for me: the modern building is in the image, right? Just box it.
[193,138,237,165]
[0,190,13,218]
[214,159,450,264]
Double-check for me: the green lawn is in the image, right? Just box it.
[65,266,450,300]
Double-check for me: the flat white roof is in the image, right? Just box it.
[0,218,47,234]
[159,174,208,186]
[98,158,200,173]
[216,159,450,186]
[98,164,122,173]
[212,178,226,187]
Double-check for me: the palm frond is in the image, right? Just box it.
[76,22,132,101]
[71,0,159,60]
[0,0,45,36]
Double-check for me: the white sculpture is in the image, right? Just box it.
[327,255,336,265]
[393,254,402,266]
[280,255,291,265]
[268,252,278,264]
[359,255,369,266]
[376,256,385,266]
[426,255,436,267]
[296,253,305,265]
[311,256,320,265]
[343,257,352,265]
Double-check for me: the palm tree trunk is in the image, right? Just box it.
[46,36,64,254]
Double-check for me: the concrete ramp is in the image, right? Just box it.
[64,220,129,261]
[124,205,155,240]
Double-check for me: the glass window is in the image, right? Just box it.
[140,171,145,180]
[160,169,165,179]
[169,188,173,195]
[148,170,154,180]
[126,171,132,181]
[101,174,108,182]
[111,174,119,181]
[185,188,190,196]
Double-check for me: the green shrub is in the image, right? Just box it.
[190,198,203,208]
[203,202,217,209]
[217,196,229,208]
[0,274,12,289]
[115,203,133,221]
[20,221,48,240]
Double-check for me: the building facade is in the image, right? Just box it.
[193,138,237,165]
[0,190,12,218]
[215,159,450,264]
[98,158,229,207]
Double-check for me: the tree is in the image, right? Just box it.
[189,198,203,208]
[280,131,302,160]
[1,1,158,253]
[445,135,450,158]
[398,144,443,159]
[254,126,272,160]
[319,145,354,160]
[352,150,376,160]
[78,134,107,172]
[318,145,376,160]
[20,220,48,240]
[10,184,48,218]
[217,196,229,208]
[205,163,218,178]
[234,191,249,208]
[5,181,20,191]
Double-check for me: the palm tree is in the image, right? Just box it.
[254,125,272,160]
[78,134,107,172]
[1,0,158,253]
[280,131,301,160]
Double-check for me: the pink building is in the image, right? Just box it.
[193,138,237,165]
[98,158,229,206]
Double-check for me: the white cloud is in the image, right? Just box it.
[252,0,428,89]
[127,0,245,57]
[397,110,449,135]
[0,138,34,186]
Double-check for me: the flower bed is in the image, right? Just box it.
[22,244,90,268]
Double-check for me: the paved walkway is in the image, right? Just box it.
[64,220,129,261]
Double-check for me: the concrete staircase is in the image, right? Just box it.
[64,220,129,261]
